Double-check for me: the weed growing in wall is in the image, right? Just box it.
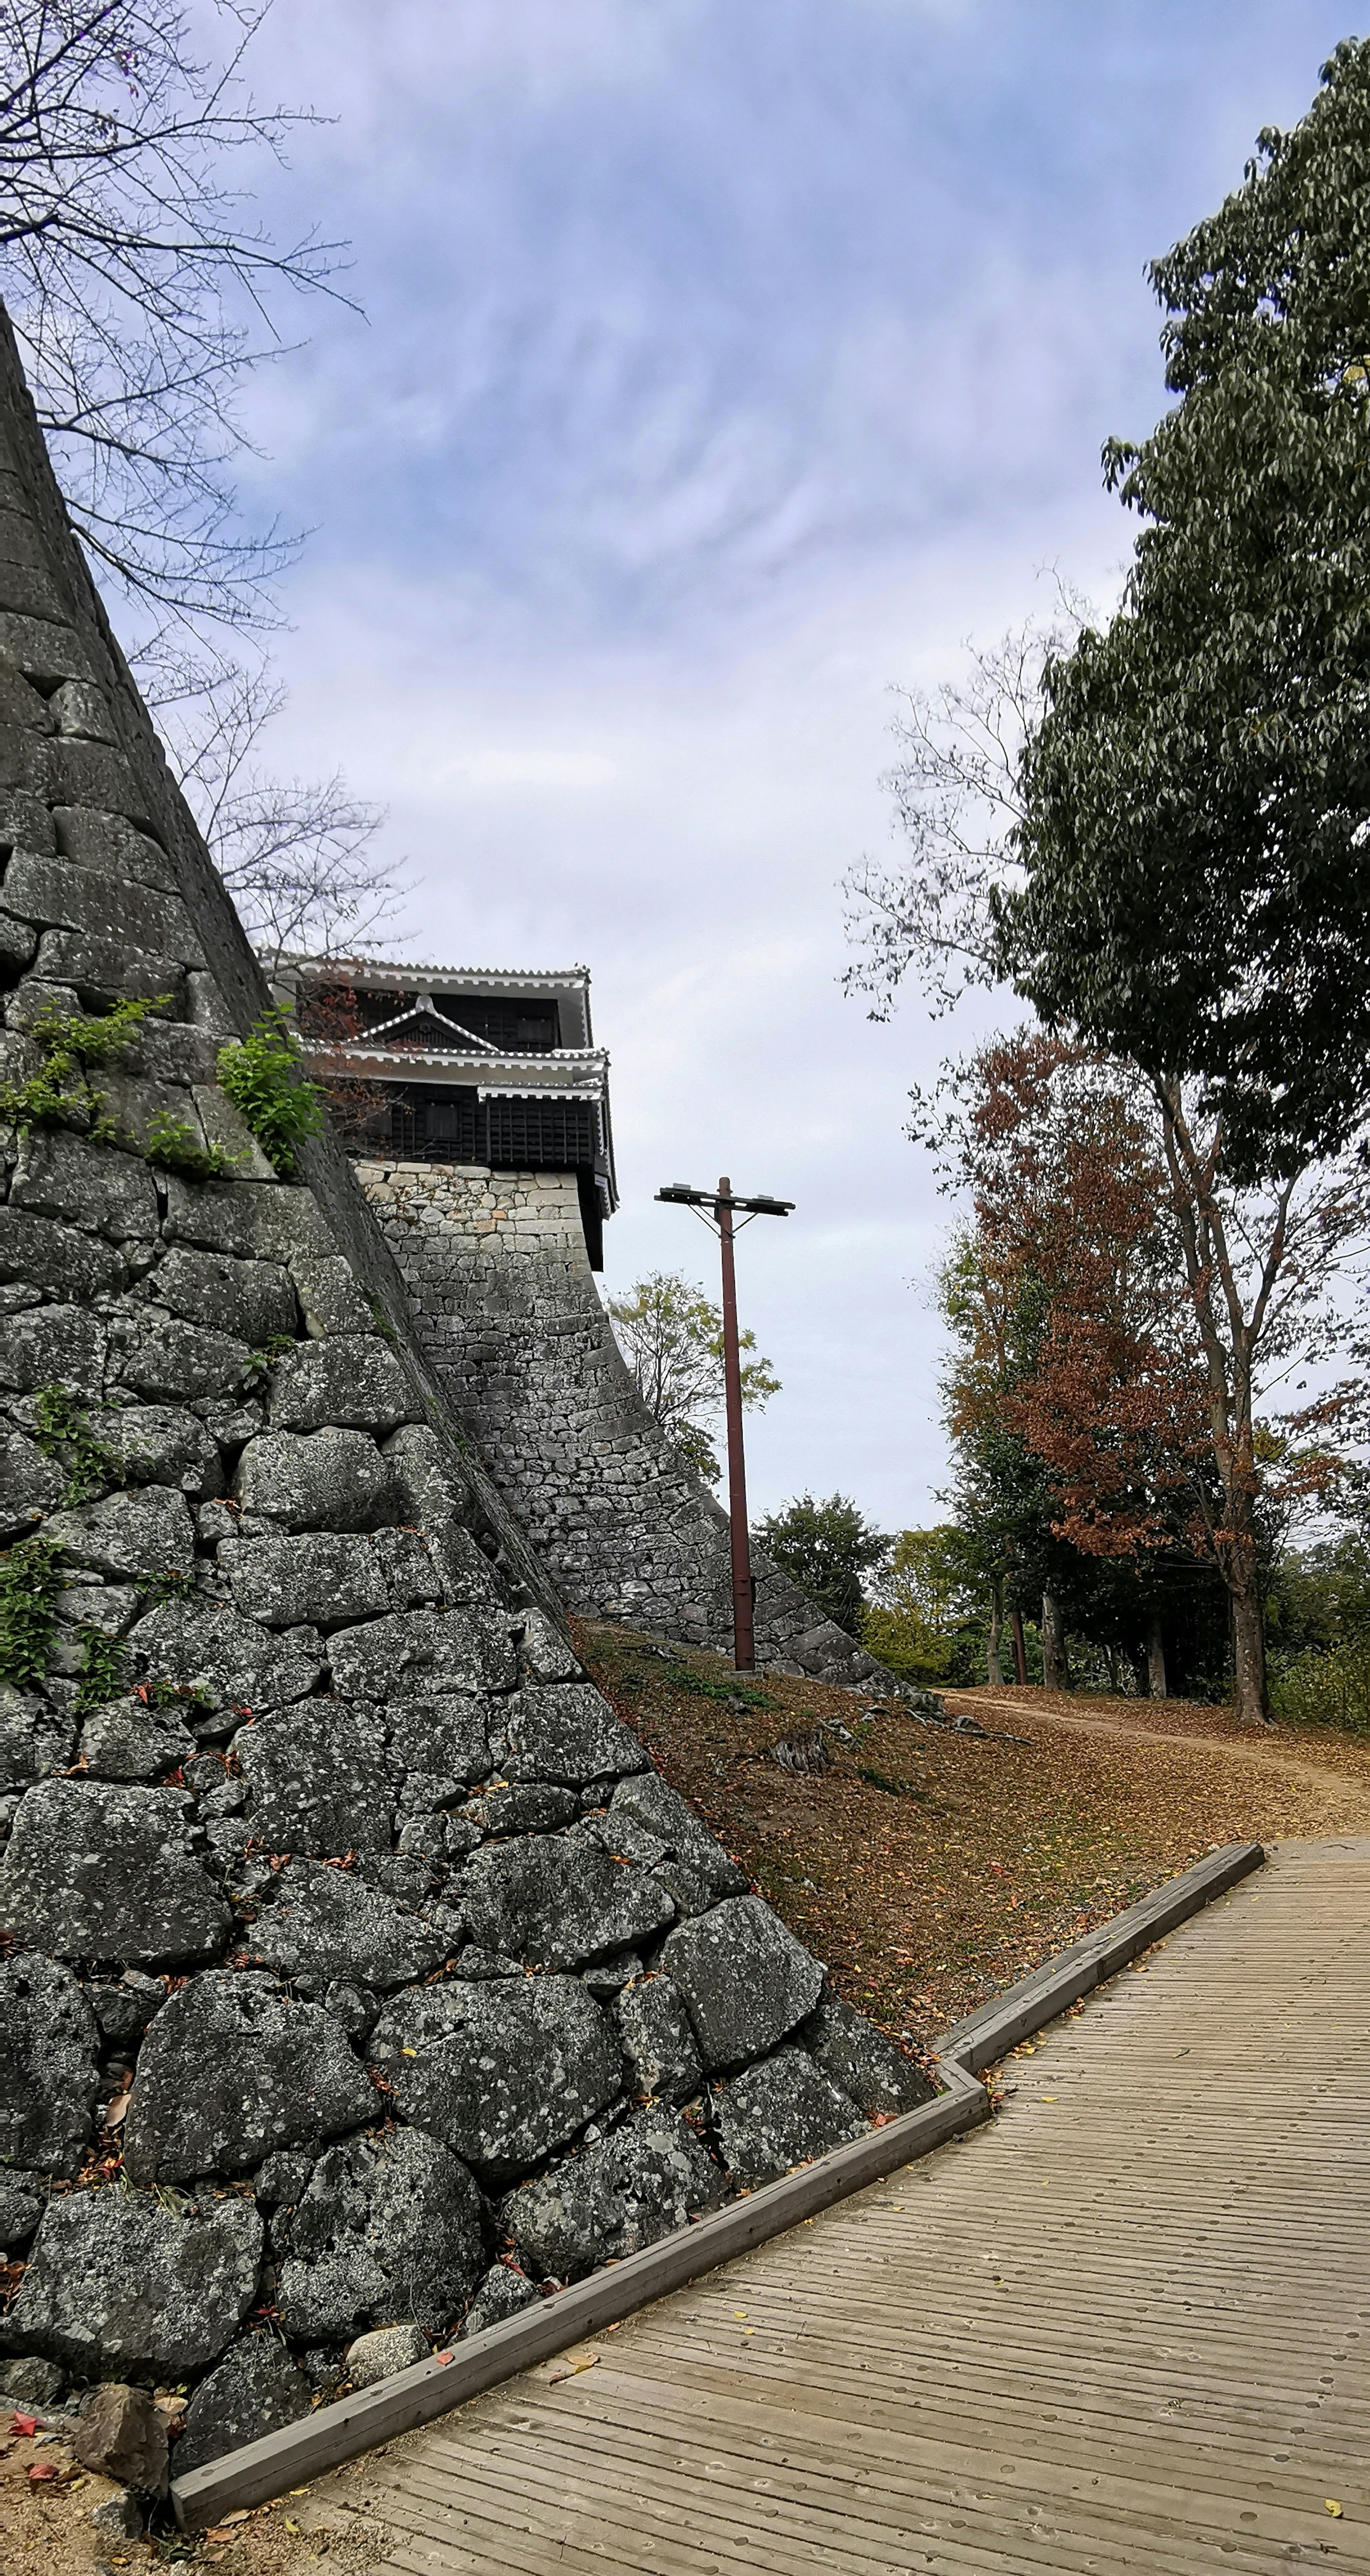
[216,1007,325,1177]
[143,1108,242,1183]
[0,993,167,1137]
[0,1537,64,1687]
[32,1385,118,1505]
[74,1625,126,1717]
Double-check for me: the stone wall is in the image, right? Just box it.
[0,298,934,2492]
[358,1159,894,1689]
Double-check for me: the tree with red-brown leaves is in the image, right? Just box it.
[928,1031,1361,1720]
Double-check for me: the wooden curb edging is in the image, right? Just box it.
[172,1837,1263,2529]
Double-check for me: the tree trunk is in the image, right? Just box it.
[986,1578,1004,1686]
[1010,1610,1028,1686]
[1146,1610,1167,1701]
[1041,1590,1071,1691]
[1106,1645,1119,1692]
[1229,1556,1270,1726]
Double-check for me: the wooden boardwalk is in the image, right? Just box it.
[355,1838,1370,2575]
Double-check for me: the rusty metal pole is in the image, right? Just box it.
[715,1175,755,1672]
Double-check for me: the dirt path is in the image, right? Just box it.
[945,1686,1370,1837]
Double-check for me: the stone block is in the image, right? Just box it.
[111,1307,252,1404]
[458,2264,540,2338]
[711,2045,863,2185]
[460,1782,579,1837]
[345,2322,428,2386]
[0,614,95,684]
[499,2107,723,2282]
[606,1772,748,1899]
[127,1596,324,1717]
[42,1483,196,1583]
[191,1081,276,1180]
[0,1204,123,1299]
[0,2355,64,2407]
[462,1830,675,1971]
[9,1128,159,1240]
[369,1974,623,2180]
[0,851,199,960]
[87,1970,165,2047]
[0,2173,44,2245]
[801,1989,937,2117]
[381,1421,475,1528]
[0,1951,98,2176]
[121,1970,375,2183]
[0,1779,229,1965]
[503,1685,649,1788]
[52,805,177,892]
[71,2382,168,2495]
[3,2186,262,2376]
[514,1607,581,1682]
[103,1403,225,1499]
[217,1531,390,1630]
[149,1244,298,1348]
[267,1334,415,1435]
[0,1431,65,1540]
[0,1300,105,1397]
[234,1427,396,1532]
[50,680,115,742]
[173,2334,311,2476]
[0,788,54,850]
[234,1701,393,1852]
[45,736,154,826]
[328,1606,516,1700]
[248,1856,452,1992]
[292,1254,373,1338]
[35,932,183,1009]
[659,1896,823,2072]
[274,2125,484,2341]
[387,1695,492,1805]
[615,1975,704,2105]
[78,1696,196,1782]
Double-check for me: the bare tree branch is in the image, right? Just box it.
[0,0,351,629]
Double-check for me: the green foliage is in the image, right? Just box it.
[143,1675,212,1712]
[607,1270,779,1487]
[1009,40,1370,1177]
[32,1384,117,1505]
[1267,1536,1370,1661]
[0,993,167,1139]
[754,1492,888,1634]
[860,1525,987,1687]
[240,1332,299,1391]
[216,1008,325,1176]
[1269,1642,1370,1737]
[664,1662,768,1708]
[74,1626,126,1717]
[143,1108,241,1183]
[0,1537,64,1686]
[135,1567,196,1610]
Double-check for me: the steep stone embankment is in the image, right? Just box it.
[0,299,932,2491]
[360,1161,897,1688]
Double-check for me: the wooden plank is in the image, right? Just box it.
[171,1836,1265,2530]
[355,1838,1368,2575]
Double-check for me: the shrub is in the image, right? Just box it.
[216,1008,325,1177]
[1269,1643,1370,1737]
[32,1385,117,1505]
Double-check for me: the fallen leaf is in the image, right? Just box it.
[285,2519,301,2533]
[222,2509,250,2524]
[105,2093,131,2129]
[1326,2501,1344,2518]
[10,2414,38,2436]
[732,2309,748,2320]
[27,2463,57,2481]
[547,2357,599,2385]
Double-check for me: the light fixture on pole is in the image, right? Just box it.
[655,1176,793,1671]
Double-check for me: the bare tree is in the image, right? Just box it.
[0,0,346,629]
[842,597,1084,1019]
[161,655,403,966]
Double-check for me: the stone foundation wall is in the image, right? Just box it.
[358,1161,892,1690]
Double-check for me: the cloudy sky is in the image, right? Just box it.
[219,0,1353,1530]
